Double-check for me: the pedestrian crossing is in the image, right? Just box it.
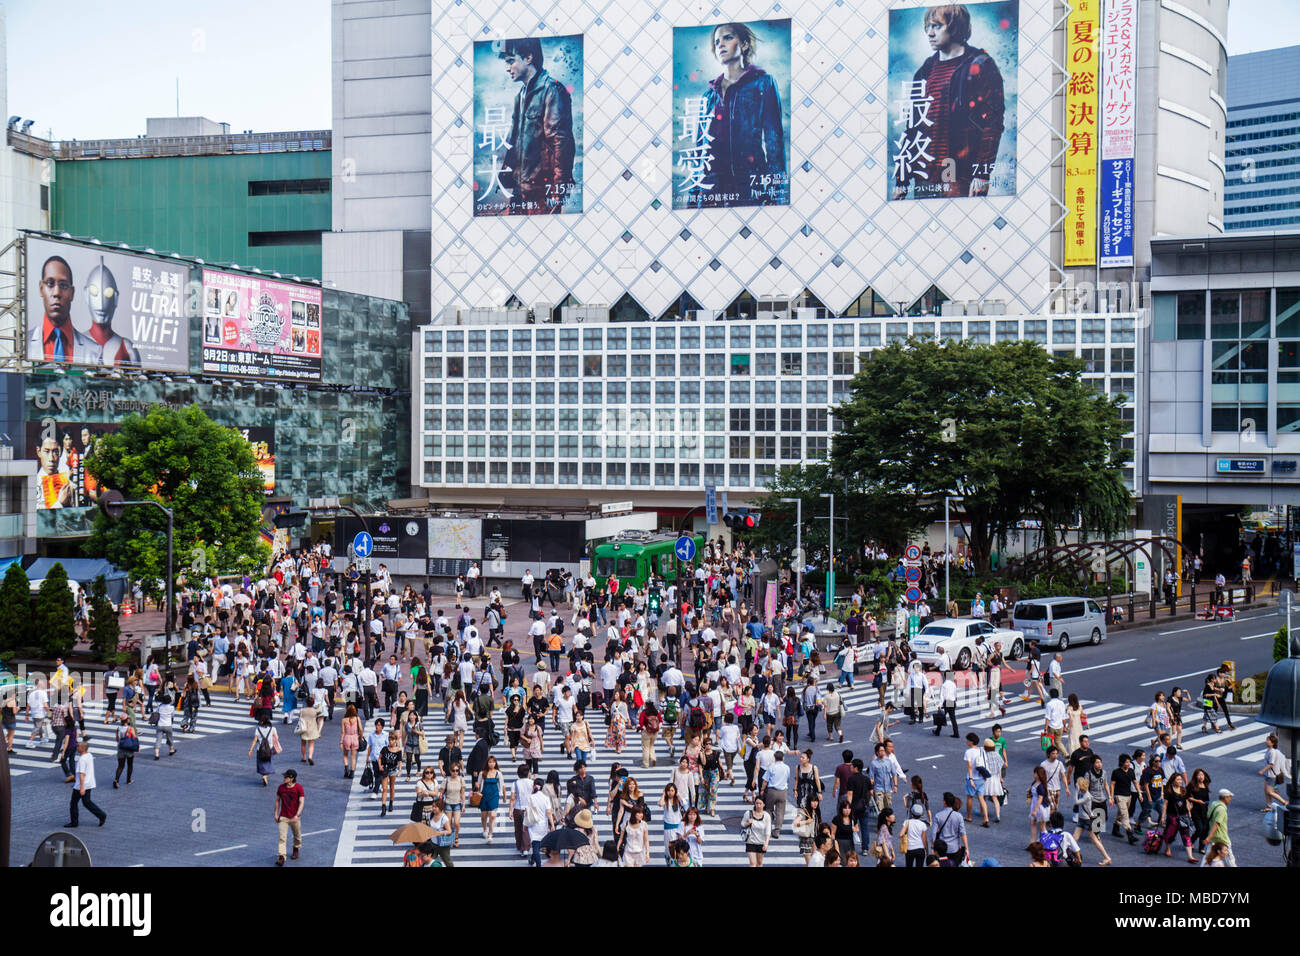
[6,693,272,779]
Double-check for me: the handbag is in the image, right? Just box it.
[148,710,160,726]
[410,801,426,823]
[469,791,483,808]
[1040,733,1054,751]
[792,810,815,838]
[106,674,126,690]
[417,731,429,754]
[360,764,374,788]
[119,731,140,753]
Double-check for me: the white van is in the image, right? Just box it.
[1011,597,1107,650]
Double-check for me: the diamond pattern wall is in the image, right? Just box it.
[431,0,1056,316]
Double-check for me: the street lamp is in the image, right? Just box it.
[100,490,174,669]
[820,492,834,611]
[944,495,964,612]
[1259,625,1300,866]
[780,497,803,603]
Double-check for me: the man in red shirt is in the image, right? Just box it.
[275,768,305,865]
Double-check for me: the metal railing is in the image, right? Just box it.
[8,128,330,161]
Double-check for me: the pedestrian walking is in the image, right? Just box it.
[378,731,402,817]
[274,768,305,866]
[150,693,176,760]
[340,704,362,778]
[249,714,280,786]
[65,740,107,828]
[1201,788,1234,866]
[741,796,773,867]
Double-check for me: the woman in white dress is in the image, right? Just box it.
[982,739,1005,823]
[449,690,469,748]
[618,806,651,867]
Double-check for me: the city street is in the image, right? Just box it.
[7,596,1287,867]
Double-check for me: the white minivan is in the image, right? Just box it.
[1011,597,1107,651]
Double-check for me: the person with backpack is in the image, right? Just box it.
[112,713,138,788]
[638,702,662,768]
[248,713,280,787]
[1039,811,1082,866]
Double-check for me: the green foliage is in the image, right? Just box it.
[87,574,121,663]
[1276,625,1290,664]
[0,562,31,656]
[831,339,1132,572]
[84,405,271,587]
[33,562,77,659]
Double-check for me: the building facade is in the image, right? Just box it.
[46,120,331,280]
[1224,45,1300,232]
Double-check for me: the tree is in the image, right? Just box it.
[84,405,271,592]
[87,574,121,663]
[0,562,31,657]
[33,562,77,659]
[831,339,1132,573]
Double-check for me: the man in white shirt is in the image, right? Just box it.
[464,622,483,658]
[935,646,952,675]
[510,764,534,857]
[358,662,379,720]
[1042,688,1068,754]
[554,686,576,751]
[529,616,547,662]
[1048,653,1065,698]
[466,562,481,598]
[521,570,534,603]
[934,673,959,739]
[67,740,107,827]
[317,659,338,718]
[26,683,50,746]
[761,750,791,837]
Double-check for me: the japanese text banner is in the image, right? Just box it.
[1065,0,1101,267]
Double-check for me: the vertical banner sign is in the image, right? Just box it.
[1064,0,1101,267]
[764,580,778,626]
[1100,0,1137,268]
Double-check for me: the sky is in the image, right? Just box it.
[1,0,1295,141]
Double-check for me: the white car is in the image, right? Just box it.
[910,618,1024,670]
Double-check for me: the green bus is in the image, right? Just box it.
[591,532,704,593]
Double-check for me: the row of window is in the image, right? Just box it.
[422,434,830,460]
[1226,109,1300,130]
[1225,214,1300,229]
[421,317,1138,356]
[422,460,778,488]
[424,352,865,380]
[422,379,851,406]
[1166,289,1300,340]
[421,407,832,433]
[1224,124,1300,145]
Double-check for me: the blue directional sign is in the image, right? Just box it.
[352,531,373,558]
[705,484,718,526]
[675,535,697,563]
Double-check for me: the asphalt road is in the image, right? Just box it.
[6,597,1289,868]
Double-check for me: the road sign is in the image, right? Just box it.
[600,500,634,515]
[352,531,373,558]
[31,831,91,867]
[705,484,718,526]
[674,535,697,562]
[908,614,920,639]
[355,557,372,573]
[100,488,126,520]
[905,586,922,603]
[904,566,922,582]
[905,544,921,562]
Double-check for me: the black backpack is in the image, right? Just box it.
[688,702,706,730]
[256,729,273,762]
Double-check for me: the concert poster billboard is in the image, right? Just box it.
[887,1,1018,201]
[672,18,792,209]
[200,269,322,381]
[26,236,189,372]
[472,33,584,216]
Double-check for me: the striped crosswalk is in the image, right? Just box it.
[7,693,267,778]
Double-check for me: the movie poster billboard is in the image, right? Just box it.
[26,237,189,371]
[27,420,119,512]
[472,34,584,216]
[239,426,276,494]
[1100,0,1136,268]
[200,270,322,381]
[1064,0,1101,266]
[888,2,1018,201]
[672,19,792,210]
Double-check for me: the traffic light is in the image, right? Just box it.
[723,509,761,530]
[272,510,309,529]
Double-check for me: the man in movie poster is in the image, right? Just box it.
[674,19,791,209]
[473,35,583,216]
[890,3,1017,200]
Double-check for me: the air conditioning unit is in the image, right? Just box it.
[980,300,1006,315]
[941,301,964,316]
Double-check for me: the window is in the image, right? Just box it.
[806,381,828,404]
[1023,320,1046,343]
[655,464,675,485]
[489,382,507,404]
[729,464,750,486]
[558,409,578,431]
[445,435,464,456]
[781,381,802,403]
[631,327,651,350]
[535,462,554,483]
[534,409,553,430]
[511,462,531,484]
[445,331,464,352]
[730,408,751,431]
[445,383,464,404]
[656,381,676,403]
[606,354,626,377]
[424,409,442,430]
[583,382,603,404]
[781,436,801,459]
[583,328,603,350]
[679,328,699,349]
[445,356,465,378]
[705,380,725,403]
[704,463,725,484]
[535,355,555,378]
[754,353,776,376]
[731,353,750,375]
[912,322,935,340]
[996,320,1019,342]
[423,435,441,457]
[511,383,530,404]
[1278,289,1300,338]
[559,329,579,350]
[755,408,776,431]
[704,353,725,377]
[559,356,579,377]
[490,330,508,352]
[832,381,851,404]
[464,461,483,483]
[730,326,751,347]
[966,321,990,344]
[535,382,554,404]
[781,352,802,375]
[1081,348,1106,374]
[754,436,775,459]
[584,355,602,377]
[605,463,625,483]
[833,352,855,375]
[730,381,750,403]
[1081,318,1106,344]
[807,325,828,347]
[490,435,507,457]
[446,409,464,431]
[425,331,442,353]
[1112,348,1135,373]
[445,461,463,482]
[511,329,530,352]
[729,436,751,458]
[558,382,578,404]
[512,356,531,377]
[679,354,699,376]
[860,324,881,346]
[755,380,776,402]
[605,328,625,350]
[631,381,651,403]
[706,327,726,348]
[656,354,676,376]
[1110,378,1134,399]
[704,436,725,459]
[781,408,801,431]
[807,409,828,431]
[558,462,578,485]
[535,435,554,457]
[631,354,651,376]
[582,462,602,484]
[886,322,909,344]
[680,463,700,485]
[655,327,676,349]
[512,409,531,430]
[754,464,775,488]
[756,325,777,348]
[807,352,828,376]
[1051,319,1076,344]
[558,435,579,458]
[806,437,828,459]
[425,357,443,378]
[629,463,650,485]
[679,382,699,403]
[704,408,725,431]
